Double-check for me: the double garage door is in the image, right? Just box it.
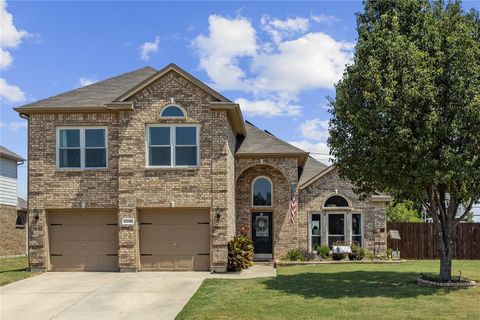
[48,210,210,271]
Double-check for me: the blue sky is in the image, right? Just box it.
[1,1,479,199]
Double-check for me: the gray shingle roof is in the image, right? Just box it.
[0,146,25,162]
[298,157,328,186]
[236,122,308,156]
[16,66,157,110]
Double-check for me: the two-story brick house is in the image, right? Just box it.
[15,64,390,272]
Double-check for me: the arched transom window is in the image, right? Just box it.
[252,177,272,206]
[324,195,349,208]
[160,105,185,117]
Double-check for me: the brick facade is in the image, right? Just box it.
[25,68,388,271]
[299,168,387,254]
[0,204,26,256]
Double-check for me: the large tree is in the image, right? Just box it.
[329,0,480,282]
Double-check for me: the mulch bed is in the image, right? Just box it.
[276,259,407,266]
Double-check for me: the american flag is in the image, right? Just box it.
[290,183,297,223]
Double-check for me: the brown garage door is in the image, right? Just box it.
[48,210,118,271]
[140,210,210,271]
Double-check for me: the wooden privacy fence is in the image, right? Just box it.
[387,222,480,259]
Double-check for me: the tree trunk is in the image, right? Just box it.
[437,226,453,282]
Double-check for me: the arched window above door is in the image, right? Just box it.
[324,195,349,208]
[160,105,185,117]
[252,176,272,206]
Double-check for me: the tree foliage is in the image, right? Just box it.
[386,200,423,222]
[329,0,480,281]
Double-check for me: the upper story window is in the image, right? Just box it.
[160,105,185,117]
[57,127,107,169]
[325,195,349,208]
[147,125,199,167]
[252,176,272,206]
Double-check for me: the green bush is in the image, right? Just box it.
[365,249,375,260]
[386,248,393,259]
[316,245,331,259]
[283,249,305,261]
[227,234,254,272]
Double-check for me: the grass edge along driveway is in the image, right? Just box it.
[177,260,480,320]
[0,256,38,286]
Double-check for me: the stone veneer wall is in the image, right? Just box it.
[298,168,387,253]
[235,158,299,259]
[0,204,26,256]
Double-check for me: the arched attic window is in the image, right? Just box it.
[324,195,349,208]
[252,176,272,206]
[160,105,185,117]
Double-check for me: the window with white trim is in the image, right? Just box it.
[252,177,272,206]
[310,213,321,250]
[328,213,345,247]
[57,128,107,169]
[147,125,199,167]
[351,213,362,245]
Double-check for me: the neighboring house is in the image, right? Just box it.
[14,64,391,272]
[0,146,27,256]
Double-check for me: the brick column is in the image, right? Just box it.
[209,110,230,272]
[28,208,47,271]
[117,111,138,272]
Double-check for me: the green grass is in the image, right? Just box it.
[0,256,38,286]
[177,261,480,320]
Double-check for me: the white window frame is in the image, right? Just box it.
[327,212,346,246]
[351,212,364,247]
[146,124,200,168]
[308,212,322,252]
[251,176,273,207]
[56,127,108,170]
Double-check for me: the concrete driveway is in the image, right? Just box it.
[0,271,209,320]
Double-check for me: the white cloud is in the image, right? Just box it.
[192,14,353,117]
[261,15,309,44]
[193,15,257,91]
[236,97,301,117]
[298,118,329,141]
[0,0,29,70]
[252,32,354,98]
[0,120,27,131]
[79,77,97,86]
[289,140,332,165]
[0,78,25,102]
[139,36,160,61]
[311,14,339,23]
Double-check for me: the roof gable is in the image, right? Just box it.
[298,157,328,187]
[114,63,231,103]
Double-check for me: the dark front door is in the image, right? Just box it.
[252,212,273,259]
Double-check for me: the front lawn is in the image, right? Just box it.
[0,256,38,286]
[177,260,480,320]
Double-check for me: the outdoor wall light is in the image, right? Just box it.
[33,208,40,221]
[215,207,221,221]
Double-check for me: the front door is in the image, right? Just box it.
[252,212,273,259]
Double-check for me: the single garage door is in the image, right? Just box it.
[140,210,210,271]
[48,210,118,271]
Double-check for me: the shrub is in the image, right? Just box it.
[332,253,347,260]
[302,250,317,261]
[227,234,254,272]
[365,249,375,261]
[283,249,305,261]
[386,248,393,259]
[316,245,331,259]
